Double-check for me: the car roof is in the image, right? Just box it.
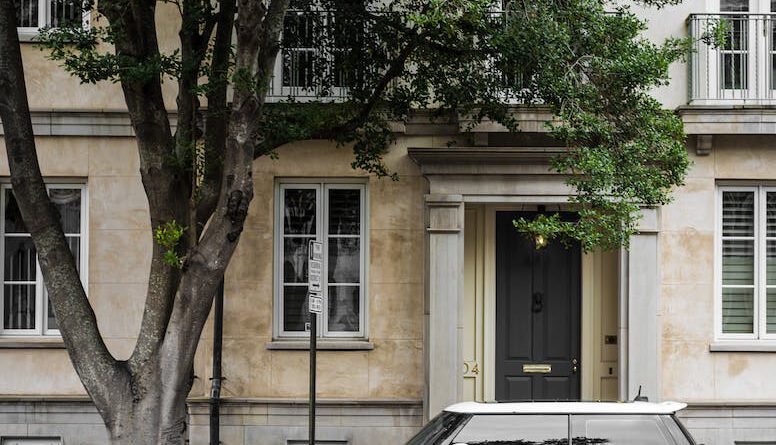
[444,401,688,415]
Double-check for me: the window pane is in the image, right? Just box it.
[722,240,754,285]
[768,288,776,334]
[767,192,776,236]
[67,236,80,271]
[768,240,776,286]
[47,297,58,331]
[722,53,748,90]
[50,189,81,234]
[284,189,316,235]
[283,238,309,283]
[453,415,568,443]
[328,189,360,235]
[328,285,359,332]
[4,237,36,281]
[722,191,754,237]
[4,189,28,234]
[13,0,39,28]
[722,287,754,334]
[283,285,310,332]
[282,50,315,88]
[721,0,749,12]
[48,0,82,27]
[328,238,359,283]
[3,284,35,330]
[571,415,670,445]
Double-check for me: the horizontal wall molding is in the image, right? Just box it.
[0,108,554,139]
[0,110,170,138]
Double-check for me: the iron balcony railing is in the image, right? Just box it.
[688,13,776,104]
[266,9,376,101]
[265,10,530,103]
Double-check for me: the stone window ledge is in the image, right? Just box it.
[0,337,65,349]
[266,340,374,351]
[709,341,776,352]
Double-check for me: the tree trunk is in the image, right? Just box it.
[97,359,193,445]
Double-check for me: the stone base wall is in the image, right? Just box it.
[0,399,422,445]
[679,404,776,445]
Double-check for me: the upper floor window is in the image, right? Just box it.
[275,180,367,339]
[0,184,87,337]
[14,0,83,32]
[717,185,776,340]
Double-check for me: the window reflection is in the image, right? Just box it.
[453,415,568,444]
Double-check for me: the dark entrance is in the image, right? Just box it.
[495,211,581,401]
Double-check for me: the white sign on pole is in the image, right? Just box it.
[308,240,324,314]
[308,293,323,314]
[308,259,322,292]
[310,240,323,262]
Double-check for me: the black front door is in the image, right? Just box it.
[495,211,581,401]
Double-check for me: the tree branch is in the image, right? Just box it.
[0,0,122,415]
[196,0,237,234]
[160,0,294,393]
[255,28,422,156]
[98,1,189,374]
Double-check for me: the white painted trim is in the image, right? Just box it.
[482,206,496,402]
[715,185,776,341]
[273,179,368,340]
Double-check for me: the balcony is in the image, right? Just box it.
[688,13,776,105]
[265,10,526,105]
[266,10,371,102]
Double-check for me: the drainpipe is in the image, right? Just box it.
[210,280,224,445]
[618,248,629,401]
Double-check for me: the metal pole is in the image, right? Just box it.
[210,280,224,445]
[309,312,317,445]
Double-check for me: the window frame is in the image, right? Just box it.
[273,178,368,340]
[15,0,91,40]
[0,182,88,337]
[715,184,776,341]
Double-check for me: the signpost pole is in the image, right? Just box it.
[309,312,316,445]
[307,240,323,445]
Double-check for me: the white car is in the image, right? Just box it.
[406,401,697,444]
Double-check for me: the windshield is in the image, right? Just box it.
[406,411,471,445]
[452,414,568,444]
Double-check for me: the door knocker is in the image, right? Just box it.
[532,292,544,313]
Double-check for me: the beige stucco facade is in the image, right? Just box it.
[3,2,776,444]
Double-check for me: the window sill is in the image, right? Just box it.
[709,341,776,352]
[0,337,65,349]
[266,340,374,351]
[17,30,40,43]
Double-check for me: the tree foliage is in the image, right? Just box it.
[0,0,692,442]
[39,0,690,252]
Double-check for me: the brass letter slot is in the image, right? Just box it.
[523,364,552,373]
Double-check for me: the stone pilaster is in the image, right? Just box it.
[424,194,465,418]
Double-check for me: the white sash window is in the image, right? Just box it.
[274,180,367,339]
[0,184,88,337]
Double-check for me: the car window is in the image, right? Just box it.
[406,411,471,445]
[571,415,675,445]
[662,415,696,445]
[452,414,569,444]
